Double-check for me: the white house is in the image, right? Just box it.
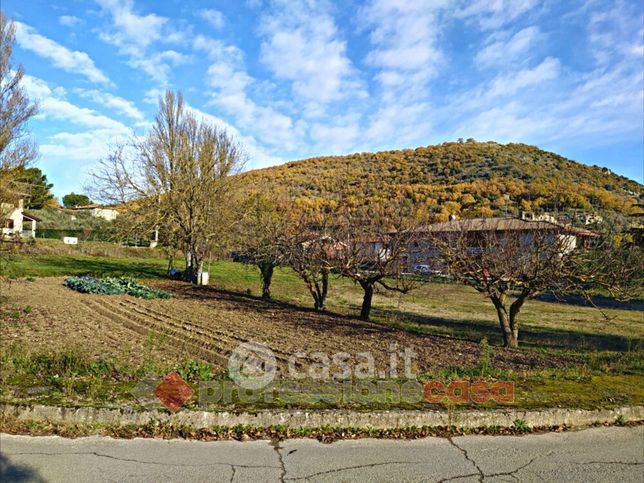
[71,204,119,221]
[2,199,39,238]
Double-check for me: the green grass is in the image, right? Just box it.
[4,252,643,353]
[2,343,642,412]
[2,248,643,412]
[2,254,171,278]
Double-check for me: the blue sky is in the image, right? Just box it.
[4,0,643,198]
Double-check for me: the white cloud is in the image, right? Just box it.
[59,15,82,27]
[486,57,560,97]
[361,0,447,74]
[143,88,164,105]
[259,0,365,115]
[475,26,542,68]
[186,104,282,169]
[126,50,191,84]
[40,97,130,132]
[194,34,298,150]
[13,22,110,84]
[200,9,225,29]
[21,74,55,100]
[309,114,362,154]
[456,0,540,30]
[95,0,187,83]
[364,102,433,149]
[19,75,134,196]
[96,0,169,55]
[40,130,121,161]
[75,89,145,121]
[587,0,643,66]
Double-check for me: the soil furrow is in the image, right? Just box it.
[81,299,229,366]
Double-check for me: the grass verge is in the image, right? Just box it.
[2,418,641,442]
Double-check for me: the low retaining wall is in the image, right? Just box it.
[2,404,643,430]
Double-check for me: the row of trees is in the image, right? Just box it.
[236,199,641,348]
[88,90,641,349]
[1,10,639,350]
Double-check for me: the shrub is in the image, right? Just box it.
[64,276,174,299]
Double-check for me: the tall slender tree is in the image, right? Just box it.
[92,90,245,282]
[0,11,39,212]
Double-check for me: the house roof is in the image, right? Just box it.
[414,217,597,237]
[71,204,118,211]
[22,212,41,222]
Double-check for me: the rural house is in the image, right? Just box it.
[70,204,119,221]
[407,216,597,271]
[1,199,39,238]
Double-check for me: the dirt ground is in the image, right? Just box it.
[0,278,572,375]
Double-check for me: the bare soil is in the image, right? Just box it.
[1,278,572,374]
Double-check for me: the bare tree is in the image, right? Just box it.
[236,192,291,299]
[92,90,244,283]
[0,11,38,212]
[425,221,585,348]
[285,215,336,311]
[332,208,420,321]
[425,218,642,348]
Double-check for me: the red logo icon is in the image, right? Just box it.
[154,372,193,412]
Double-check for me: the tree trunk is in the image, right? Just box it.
[507,293,528,349]
[491,294,518,348]
[183,248,201,284]
[259,263,274,299]
[359,281,374,321]
[313,271,329,311]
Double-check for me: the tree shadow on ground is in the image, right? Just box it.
[166,282,642,352]
[0,453,45,482]
[536,293,644,311]
[374,307,642,352]
[165,282,399,337]
[164,282,572,370]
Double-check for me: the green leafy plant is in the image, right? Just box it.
[177,360,213,382]
[512,419,530,432]
[64,276,173,299]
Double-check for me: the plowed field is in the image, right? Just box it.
[1,278,571,374]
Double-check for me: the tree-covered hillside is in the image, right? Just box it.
[243,141,642,221]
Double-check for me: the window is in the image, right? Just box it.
[5,219,14,229]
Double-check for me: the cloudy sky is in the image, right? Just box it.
[4,0,643,198]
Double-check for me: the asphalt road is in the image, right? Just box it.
[1,426,643,482]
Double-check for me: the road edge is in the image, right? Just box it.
[2,403,643,430]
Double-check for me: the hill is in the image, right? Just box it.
[243,141,642,221]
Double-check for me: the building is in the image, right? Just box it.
[407,216,596,270]
[70,204,119,221]
[2,199,40,238]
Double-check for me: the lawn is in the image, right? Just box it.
[1,249,643,413]
[4,252,642,352]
